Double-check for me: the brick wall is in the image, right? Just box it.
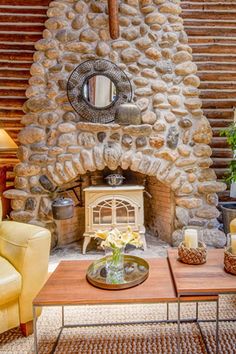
[144,177,174,244]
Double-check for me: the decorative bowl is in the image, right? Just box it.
[105,174,125,186]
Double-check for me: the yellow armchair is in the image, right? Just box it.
[0,200,51,336]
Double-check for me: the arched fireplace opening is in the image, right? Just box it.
[51,167,174,252]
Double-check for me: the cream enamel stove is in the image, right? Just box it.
[82,185,146,254]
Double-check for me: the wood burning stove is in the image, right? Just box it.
[82,185,146,254]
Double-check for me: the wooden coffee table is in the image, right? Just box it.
[168,249,236,354]
[33,259,177,353]
[33,258,218,354]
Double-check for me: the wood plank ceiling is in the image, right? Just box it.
[0,0,235,199]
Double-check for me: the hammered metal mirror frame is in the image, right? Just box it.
[67,59,132,124]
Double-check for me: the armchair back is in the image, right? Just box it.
[0,213,51,324]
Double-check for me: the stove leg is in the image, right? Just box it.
[82,236,91,254]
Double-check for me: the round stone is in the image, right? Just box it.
[135,37,152,50]
[25,198,37,211]
[173,51,192,64]
[175,62,197,76]
[26,96,57,112]
[88,13,108,28]
[168,95,182,107]
[195,206,220,219]
[39,111,59,126]
[39,175,56,192]
[122,134,133,148]
[3,189,28,199]
[97,132,106,143]
[78,132,96,148]
[136,136,147,148]
[80,29,99,42]
[142,111,157,125]
[176,207,189,227]
[151,81,167,93]
[207,193,218,206]
[145,12,166,25]
[149,136,164,149]
[121,48,141,63]
[122,28,139,41]
[135,88,153,96]
[63,111,77,121]
[11,211,34,223]
[18,127,46,145]
[17,146,29,162]
[58,133,77,147]
[58,123,76,133]
[120,3,138,16]
[183,75,200,87]
[133,77,149,87]
[153,122,166,132]
[198,181,226,194]
[15,177,28,189]
[96,42,110,56]
[176,198,202,209]
[178,118,192,129]
[72,15,84,30]
[192,123,212,144]
[136,98,149,112]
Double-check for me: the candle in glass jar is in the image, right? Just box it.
[184,229,198,249]
[231,234,236,255]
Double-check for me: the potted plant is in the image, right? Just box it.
[220,123,236,197]
[220,122,236,233]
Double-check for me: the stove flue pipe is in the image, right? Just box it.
[108,0,119,39]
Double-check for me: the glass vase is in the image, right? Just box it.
[105,246,124,284]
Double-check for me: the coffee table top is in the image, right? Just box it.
[168,249,236,296]
[33,258,177,306]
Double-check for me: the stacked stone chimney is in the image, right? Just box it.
[4,0,226,247]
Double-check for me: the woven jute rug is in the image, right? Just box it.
[0,295,236,354]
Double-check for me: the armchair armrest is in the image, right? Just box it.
[0,221,51,323]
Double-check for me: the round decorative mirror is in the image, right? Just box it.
[67,59,132,124]
[83,75,117,109]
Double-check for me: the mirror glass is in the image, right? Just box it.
[83,75,117,108]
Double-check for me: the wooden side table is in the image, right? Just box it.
[168,248,236,354]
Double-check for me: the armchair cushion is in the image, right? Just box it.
[0,256,21,306]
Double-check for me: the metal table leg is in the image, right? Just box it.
[62,305,65,327]
[33,305,38,354]
[178,297,181,354]
[196,302,199,321]
[216,298,219,354]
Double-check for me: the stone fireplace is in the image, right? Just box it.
[4,0,227,249]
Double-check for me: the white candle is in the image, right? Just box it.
[231,234,236,255]
[184,229,198,249]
